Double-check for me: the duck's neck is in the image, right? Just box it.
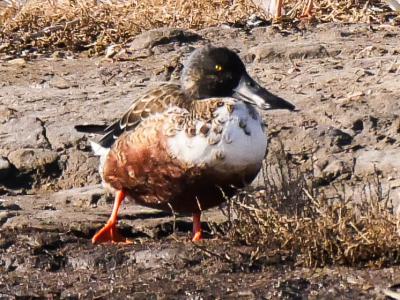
[181,75,201,99]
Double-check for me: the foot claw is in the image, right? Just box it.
[192,231,202,242]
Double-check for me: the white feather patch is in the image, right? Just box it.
[166,100,267,174]
[90,140,110,181]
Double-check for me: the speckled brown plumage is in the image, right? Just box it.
[103,100,259,213]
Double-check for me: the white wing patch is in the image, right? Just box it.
[90,140,110,183]
[167,100,267,174]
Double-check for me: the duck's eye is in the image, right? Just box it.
[215,64,223,72]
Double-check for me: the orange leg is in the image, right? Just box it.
[192,213,202,242]
[92,190,132,244]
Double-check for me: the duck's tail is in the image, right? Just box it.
[75,121,122,148]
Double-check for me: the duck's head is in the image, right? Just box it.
[181,46,295,111]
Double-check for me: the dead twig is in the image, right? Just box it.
[26,19,80,40]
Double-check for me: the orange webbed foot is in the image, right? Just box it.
[92,221,132,245]
[92,190,132,245]
[192,230,202,242]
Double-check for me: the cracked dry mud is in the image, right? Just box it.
[1,23,400,298]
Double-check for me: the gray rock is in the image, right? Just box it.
[7,148,59,173]
[248,42,331,62]
[0,116,50,157]
[49,76,71,89]
[322,160,347,182]
[128,28,201,51]
[309,125,352,148]
[56,149,101,189]
[7,58,26,65]
[0,107,18,124]
[0,156,11,180]
[0,211,16,227]
[355,149,400,176]
[45,121,86,151]
[53,185,106,207]
[287,44,329,60]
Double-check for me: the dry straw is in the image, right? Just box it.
[223,146,400,267]
[0,0,396,57]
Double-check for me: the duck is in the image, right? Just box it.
[88,45,295,244]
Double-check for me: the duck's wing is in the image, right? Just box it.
[98,83,188,148]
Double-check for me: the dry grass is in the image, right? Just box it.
[0,0,396,57]
[0,0,258,56]
[220,145,400,267]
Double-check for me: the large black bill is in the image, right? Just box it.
[233,73,296,111]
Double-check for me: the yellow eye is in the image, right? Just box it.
[215,64,223,72]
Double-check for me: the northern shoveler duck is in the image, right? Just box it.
[89,45,295,244]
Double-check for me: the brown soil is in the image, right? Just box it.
[1,23,400,298]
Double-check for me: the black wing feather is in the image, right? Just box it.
[74,124,109,134]
[97,120,125,148]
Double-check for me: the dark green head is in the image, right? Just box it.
[181,45,295,111]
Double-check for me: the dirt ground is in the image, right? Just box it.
[1,23,400,298]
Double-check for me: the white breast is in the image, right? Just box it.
[166,99,267,175]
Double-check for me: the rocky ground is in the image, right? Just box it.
[1,23,400,298]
